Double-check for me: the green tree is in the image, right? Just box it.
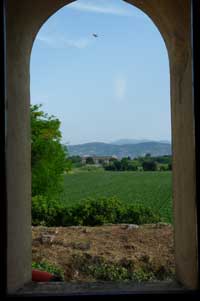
[121,158,129,171]
[109,157,117,162]
[69,155,83,168]
[127,160,139,171]
[86,157,95,164]
[69,155,82,164]
[98,159,104,165]
[168,162,172,170]
[31,104,69,197]
[113,160,122,171]
[142,160,157,171]
[65,160,72,173]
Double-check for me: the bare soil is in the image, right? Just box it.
[32,223,175,282]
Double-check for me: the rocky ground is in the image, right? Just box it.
[32,223,175,282]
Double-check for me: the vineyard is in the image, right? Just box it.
[61,171,172,223]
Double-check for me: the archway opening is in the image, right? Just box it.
[30,0,174,284]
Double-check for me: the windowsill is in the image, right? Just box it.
[15,280,189,296]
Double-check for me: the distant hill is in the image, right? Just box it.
[112,139,171,145]
[68,141,171,159]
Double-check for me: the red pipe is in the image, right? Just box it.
[32,269,62,282]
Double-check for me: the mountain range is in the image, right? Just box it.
[111,139,171,145]
[68,141,172,159]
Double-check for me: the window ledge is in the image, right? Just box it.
[15,280,189,296]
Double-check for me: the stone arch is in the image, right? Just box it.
[6,0,198,293]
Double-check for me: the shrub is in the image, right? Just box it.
[85,157,95,164]
[70,253,172,282]
[117,203,161,225]
[85,261,130,281]
[68,197,124,226]
[142,160,157,171]
[132,267,155,282]
[32,195,65,226]
[79,165,103,172]
[71,254,131,281]
[32,195,161,226]
[168,163,172,170]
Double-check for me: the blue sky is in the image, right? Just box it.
[30,0,171,145]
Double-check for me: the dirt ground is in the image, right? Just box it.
[32,223,175,282]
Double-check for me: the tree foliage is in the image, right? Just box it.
[142,160,157,171]
[104,158,139,171]
[32,196,161,227]
[86,157,95,164]
[31,104,69,197]
[103,155,171,172]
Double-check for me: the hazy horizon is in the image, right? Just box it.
[67,138,171,146]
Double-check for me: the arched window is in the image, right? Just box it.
[5,0,198,294]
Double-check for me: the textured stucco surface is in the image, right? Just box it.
[6,0,198,293]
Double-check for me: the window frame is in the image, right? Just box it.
[3,0,200,296]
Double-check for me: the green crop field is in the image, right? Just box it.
[61,171,173,223]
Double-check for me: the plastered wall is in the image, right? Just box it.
[6,0,198,292]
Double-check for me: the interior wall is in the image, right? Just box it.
[6,0,198,293]
[127,0,198,289]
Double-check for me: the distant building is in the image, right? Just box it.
[81,155,117,165]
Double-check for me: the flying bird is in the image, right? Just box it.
[92,33,98,38]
